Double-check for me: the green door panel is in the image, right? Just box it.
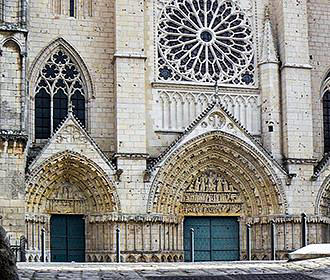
[211,250,239,261]
[184,217,239,262]
[50,215,85,262]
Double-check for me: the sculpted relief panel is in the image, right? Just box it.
[319,186,330,217]
[179,169,243,215]
[45,181,87,214]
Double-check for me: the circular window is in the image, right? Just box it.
[157,0,255,85]
[200,30,213,43]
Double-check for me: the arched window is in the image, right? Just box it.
[53,90,68,131]
[35,49,86,140]
[324,93,330,154]
[323,71,330,153]
[0,0,4,22]
[157,0,255,85]
[72,92,85,127]
[35,89,51,139]
[69,0,76,17]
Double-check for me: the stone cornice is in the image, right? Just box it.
[0,23,28,33]
[152,81,260,94]
[284,158,318,165]
[88,213,179,224]
[114,153,149,160]
[0,130,28,143]
[246,214,330,225]
[114,52,147,60]
[281,63,313,70]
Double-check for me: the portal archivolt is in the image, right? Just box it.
[148,132,286,218]
[315,176,330,217]
[26,151,120,214]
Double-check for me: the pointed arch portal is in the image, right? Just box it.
[25,151,120,262]
[26,151,119,214]
[148,132,286,219]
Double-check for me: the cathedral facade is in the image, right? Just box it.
[0,0,330,262]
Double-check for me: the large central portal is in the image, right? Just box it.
[184,217,239,262]
[50,215,85,262]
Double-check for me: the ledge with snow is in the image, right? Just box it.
[289,244,330,261]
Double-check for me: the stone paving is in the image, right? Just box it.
[17,258,330,280]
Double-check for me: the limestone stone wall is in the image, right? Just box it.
[307,0,330,159]
[0,38,23,130]
[27,0,115,152]
[1,0,330,264]
[0,135,27,246]
[144,0,270,157]
[1,0,21,24]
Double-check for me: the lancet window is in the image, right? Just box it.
[157,0,255,85]
[35,49,86,139]
[323,73,330,153]
[0,0,4,22]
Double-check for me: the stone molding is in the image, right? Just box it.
[148,98,287,176]
[315,174,330,216]
[246,214,330,225]
[114,153,149,160]
[87,213,178,224]
[148,131,288,217]
[28,111,115,172]
[284,158,318,165]
[26,150,121,214]
[0,130,28,142]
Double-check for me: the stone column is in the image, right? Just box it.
[114,0,148,214]
[259,7,282,161]
[114,0,146,155]
[272,0,313,162]
[272,0,315,214]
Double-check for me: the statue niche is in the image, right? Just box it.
[46,181,87,214]
[180,169,243,215]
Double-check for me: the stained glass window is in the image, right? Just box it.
[71,92,86,127]
[35,89,51,139]
[69,0,75,17]
[53,90,68,131]
[324,90,330,153]
[157,0,255,85]
[35,49,86,140]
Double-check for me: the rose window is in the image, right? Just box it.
[157,0,255,85]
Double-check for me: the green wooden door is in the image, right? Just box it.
[184,217,239,262]
[50,215,85,262]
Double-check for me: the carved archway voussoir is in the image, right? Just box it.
[26,151,121,214]
[315,176,330,216]
[148,132,287,217]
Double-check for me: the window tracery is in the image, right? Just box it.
[157,0,255,85]
[35,49,86,139]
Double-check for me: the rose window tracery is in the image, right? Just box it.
[157,0,255,85]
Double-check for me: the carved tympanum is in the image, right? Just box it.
[46,181,87,214]
[320,186,330,216]
[180,169,243,215]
